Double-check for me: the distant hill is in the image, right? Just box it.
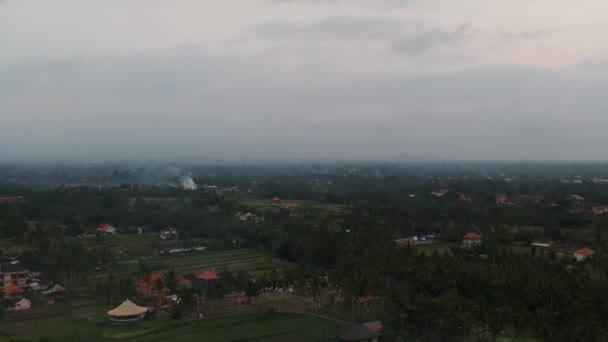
[390,153,446,162]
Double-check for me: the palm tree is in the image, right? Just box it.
[154,278,164,306]
[163,268,178,294]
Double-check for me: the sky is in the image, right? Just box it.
[1,0,608,161]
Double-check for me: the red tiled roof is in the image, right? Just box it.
[98,223,113,231]
[4,283,24,295]
[199,269,219,280]
[177,276,190,285]
[463,232,481,239]
[281,202,300,208]
[576,248,594,255]
[355,295,378,304]
[271,197,281,201]
[556,252,566,258]
[139,273,163,287]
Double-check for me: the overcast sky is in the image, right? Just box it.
[1,0,608,160]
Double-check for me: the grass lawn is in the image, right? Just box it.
[237,198,349,215]
[412,241,456,255]
[0,298,347,342]
[89,248,292,283]
[128,313,347,342]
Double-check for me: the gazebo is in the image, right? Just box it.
[42,284,66,296]
[107,299,148,322]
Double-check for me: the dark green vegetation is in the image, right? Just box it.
[0,297,347,341]
[4,161,608,340]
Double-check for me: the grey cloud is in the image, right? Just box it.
[577,57,608,70]
[499,28,558,40]
[2,48,608,160]
[255,16,406,39]
[390,23,470,55]
[270,0,411,10]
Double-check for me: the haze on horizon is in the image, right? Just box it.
[1,0,608,161]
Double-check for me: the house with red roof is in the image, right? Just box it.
[271,197,301,215]
[3,283,24,297]
[574,248,595,261]
[495,193,507,205]
[0,196,26,204]
[462,232,482,247]
[138,273,164,298]
[177,276,191,289]
[198,269,220,287]
[281,202,301,209]
[354,295,379,305]
[98,223,116,235]
[591,206,608,215]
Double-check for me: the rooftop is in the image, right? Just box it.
[576,248,594,255]
[199,269,220,281]
[463,232,481,239]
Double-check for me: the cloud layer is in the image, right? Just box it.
[1,0,608,160]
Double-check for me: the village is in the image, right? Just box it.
[2,158,608,342]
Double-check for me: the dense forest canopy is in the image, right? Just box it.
[3,161,608,340]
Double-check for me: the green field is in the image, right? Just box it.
[88,247,291,282]
[0,297,347,342]
[237,198,348,214]
[412,241,456,255]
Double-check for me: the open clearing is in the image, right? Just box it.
[0,297,347,341]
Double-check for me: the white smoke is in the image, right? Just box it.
[180,173,197,190]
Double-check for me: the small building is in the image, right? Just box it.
[107,299,148,322]
[591,206,608,215]
[42,284,66,297]
[160,227,179,240]
[0,196,26,204]
[1,263,30,288]
[177,276,191,289]
[431,189,450,197]
[340,324,381,342]
[495,193,507,205]
[567,194,585,201]
[198,268,220,282]
[354,295,379,305]
[198,269,220,288]
[3,283,24,297]
[531,239,553,248]
[98,224,116,235]
[236,212,264,223]
[4,297,30,311]
[138,274,165,298]
[574,248,595,261]
[462,232,482,247]
[457,192,473,203]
